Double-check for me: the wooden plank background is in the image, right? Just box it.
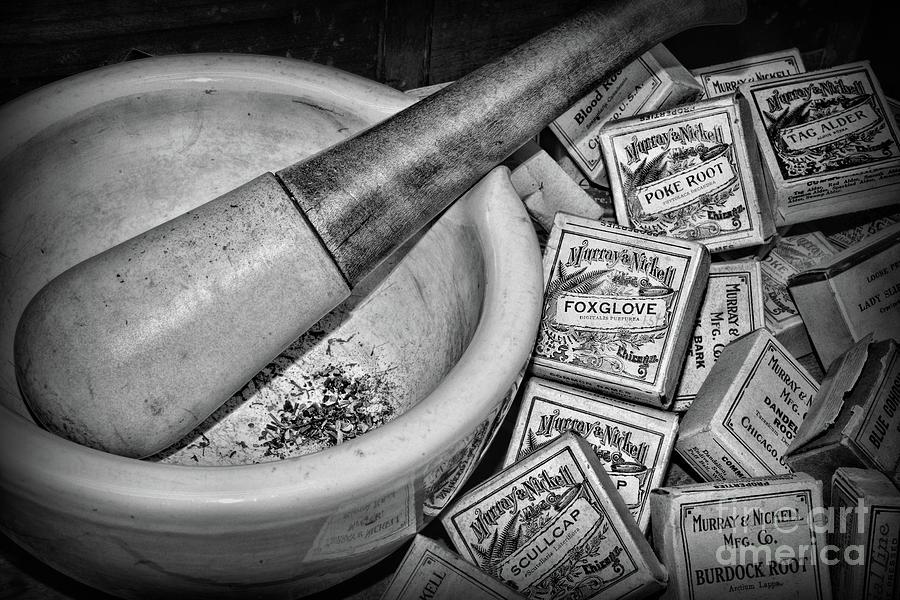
[0,0,895,106]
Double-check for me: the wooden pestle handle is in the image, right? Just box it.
[15,0,746,458]
[281,0,747,285]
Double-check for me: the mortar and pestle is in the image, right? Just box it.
[1,0,744,596]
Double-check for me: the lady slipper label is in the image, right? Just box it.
[601,96,773,252]
[532,215,709,408]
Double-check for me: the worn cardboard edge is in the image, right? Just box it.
[789,221,900,286]
[787,334,873,454]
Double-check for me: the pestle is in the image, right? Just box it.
[14,0,746,458]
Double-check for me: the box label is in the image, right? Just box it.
[676,265,762,406]
[855,353,900,474]
[536,230,689,386]
[389,548,517,600]
[695,53,803,98]
[829,243,900,343]
[866,507,900,599]
[509,393,671,527]
[609,110,754,243]
[678,490,828,600]
[748,66,900,186]
[447,447,639,599]
[550,55,662,172]
[722,340,818,474]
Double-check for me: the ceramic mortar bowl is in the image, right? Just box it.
[0,54,542,598]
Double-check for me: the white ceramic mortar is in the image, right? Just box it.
[0,54,542,598]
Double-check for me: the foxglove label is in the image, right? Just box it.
[553,291,673,332]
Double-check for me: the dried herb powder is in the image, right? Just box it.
[257,364,395,459]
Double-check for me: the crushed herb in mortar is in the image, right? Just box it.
[257,363,395,459]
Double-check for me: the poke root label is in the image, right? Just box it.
[536,235,685,383]
[613,111,750,242]
[754,69,900,180]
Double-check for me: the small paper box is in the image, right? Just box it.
[548,44,701,186]
[691,48,805,99]
[788,221,900,368]
[600,95,775,252]
[441,432,667,600]
[738,61,900,226]
[650,473,833,600]
[502,376,678,531]
[820,209,900,250]
[532,214,709,408]
[677,328,819,481]
[507,141,608,232]
[785,335,900,496]
[673,259,766,412]
[760,231,836,358]
[380,535,525,600]
[829,468,900,600]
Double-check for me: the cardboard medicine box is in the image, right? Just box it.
[691,48,805,99]
[507,141,608,233]
[650,473,833,600]
[600,95,775,252]
[380,534,525,600]
[501,377,678,531]
[676,328,819,481]
[829,468,900,600]
[785,335,900,493]
[673,259,765,412]
[760,230,836,358]
[548,44,701,186]
[441,432,667,600]
[532,214,709,408]
[739,61,900,225]
[788,221,900,368]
